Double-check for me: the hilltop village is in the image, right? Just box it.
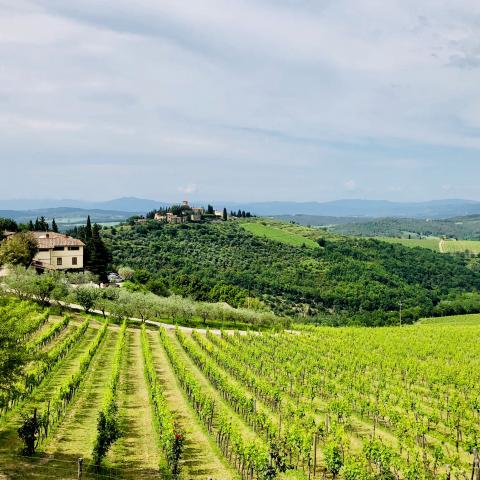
[136,200,252,224]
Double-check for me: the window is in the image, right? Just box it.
[39,248,49,252]
[57,258,62,266]
[72,257,77,266]
[68,246,80,251]
[53,246,64,251]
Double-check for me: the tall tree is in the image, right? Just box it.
[85,216,93,242]
[0,218,18,234]
[222,208,228,221]
[207,205,214,215]
[38,216,48,231]
[0,232,38,267]
[90,223,111,281]
[28,220,34,231]
[84,216,94,272]
[51,218,59,233]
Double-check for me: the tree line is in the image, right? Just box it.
[1,266,288,329]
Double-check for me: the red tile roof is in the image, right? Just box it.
[32,232,85,248]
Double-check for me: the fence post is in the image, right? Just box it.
[77,458,83,479]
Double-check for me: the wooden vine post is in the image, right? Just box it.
[77,458,83,479]
[471,448,479,480]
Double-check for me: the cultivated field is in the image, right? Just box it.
[441,239,480,254]
[240,222,319,248]
[379,236,480,254]
[1,300,479,479]
[419,313,480,325]
[377,236,441,251]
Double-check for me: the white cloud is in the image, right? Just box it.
[344,180,357,191]
[1,0,480,200]
[178,183,198,195]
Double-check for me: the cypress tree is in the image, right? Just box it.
[84,216,94,272]
[90,223,110,281]
[85,215,93,241]
[222,208,228,221]
[51,218,59,233]
[28,220,34,231]
[38,216,48,231]
[34,218,40,231]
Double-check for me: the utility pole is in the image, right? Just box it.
[399,301,403,326]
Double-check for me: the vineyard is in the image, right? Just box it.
[1,298,479,479]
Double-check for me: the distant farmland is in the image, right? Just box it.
[378,236,480,254]
[418,312,480,325]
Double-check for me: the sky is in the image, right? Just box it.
[1,0,480,202]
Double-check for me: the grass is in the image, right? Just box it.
[376,236,440,251]
[441,239,480,254]
[107,329,161,478]
[376,236,480,255]
[43,328,117,460]
[418,313,480,325]
[148,332,237,479]
[241,221,319,248]
[167,330,259,443]
[0,323,99,474]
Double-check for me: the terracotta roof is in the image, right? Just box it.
[32,232,85,248]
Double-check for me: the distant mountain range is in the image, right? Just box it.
[0,197,166,212]
[0,207,135,229]
[2,197,480,219]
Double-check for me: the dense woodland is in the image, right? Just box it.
[103,221,480,324]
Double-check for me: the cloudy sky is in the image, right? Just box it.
[1,0,480,202]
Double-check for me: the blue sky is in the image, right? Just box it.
[1,0,480,202]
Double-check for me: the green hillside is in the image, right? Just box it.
[240,221,319,248]
[103,220,480,324]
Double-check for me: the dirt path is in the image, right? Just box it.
[148,331,236,480]
[44,327,117,459]
[107,329,160,478]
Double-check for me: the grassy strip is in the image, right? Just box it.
[1,319,89,415]
[92,321,127,468]
[141,326,184,478]
[35,322,109,445]
[25,319,90,394]
[27,315,70,350]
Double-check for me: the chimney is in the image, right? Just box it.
[46,233,49,238]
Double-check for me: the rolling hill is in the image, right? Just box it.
[102,219,480,324]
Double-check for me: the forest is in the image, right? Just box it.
[103,221,480,324]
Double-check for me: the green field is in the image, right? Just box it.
[418,312,480,325]
[441,239,480,254]
[2,296,480,479]
[377,236,480,255]
[377,236,440,251]
[240,221,320,248]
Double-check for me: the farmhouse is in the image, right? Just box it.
[32,232,84,270]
